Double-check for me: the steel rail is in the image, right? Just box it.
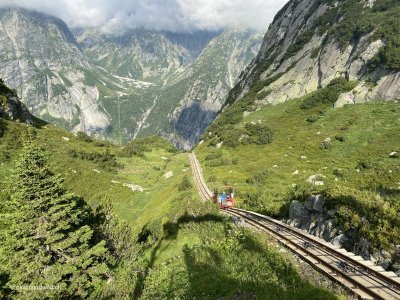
[226,209,400,300]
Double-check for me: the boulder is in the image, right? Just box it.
[313,194,325,212]
[304,197,315,211]
[163,171,173,179]
[392,263,400,276]
[289,201,304,219]
[353,238,372,260]
[307,174,326,186]
[332,234,349,248]
[389,151,399,158]
[334,91,355,108]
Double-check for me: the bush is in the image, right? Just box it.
[68,148,123,171]
[335,135,346,142]
[356,161,372,170]
[76,131,92,143]
[246,170,270,185]
[333,168,344,177]
[122,136,177,157]
[306,114,320,123]
[178,175,192,191]
[283,29,314,61]
[242,123,273,145]
[319,140,331,149]
[300,77,357,109]
[205,150,223,161]
[325,186,400,250]
[207,175,217,183]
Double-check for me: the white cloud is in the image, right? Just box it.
[0,0,289,33]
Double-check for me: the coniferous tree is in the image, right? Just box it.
[0,141,110,299]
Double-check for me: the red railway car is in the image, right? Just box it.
[213,186,235,209]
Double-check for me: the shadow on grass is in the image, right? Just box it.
[133,213,225,298]
[180,244,338,300]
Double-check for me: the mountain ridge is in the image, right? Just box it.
[0,7,261,148]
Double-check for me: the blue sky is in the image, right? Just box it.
[0,0,289,33]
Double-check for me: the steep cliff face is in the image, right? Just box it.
[0,8,110,135]
[226,0,400,109]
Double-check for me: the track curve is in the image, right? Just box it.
[188,152,400,300]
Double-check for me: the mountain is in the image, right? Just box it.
[137,29,263,149]
[76,28,262,149]
[0,7,111,134]
[0,7,261,148]
[75,28,220,82]
[225,0,400,109]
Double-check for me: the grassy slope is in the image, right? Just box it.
[0,119,340,299]
[195,95,400,248]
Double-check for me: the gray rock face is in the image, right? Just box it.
[227,0,400,112]
[0,8,110,135]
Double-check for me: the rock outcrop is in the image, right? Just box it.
[286,195,400,275]
[0,79,33,123]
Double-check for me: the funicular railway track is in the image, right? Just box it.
[188,152,400,300]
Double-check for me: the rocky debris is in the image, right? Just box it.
[92,169,100,173]
[292,170,299,175]
[301,155,307,160]
[163,171,173,179]
[389,151,399,158]
[123,183,144,192]
[216,141,223,149]
[320,138,331,149]
[62,136,70,142]
[306,174,326,186]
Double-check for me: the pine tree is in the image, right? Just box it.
[0,141,110,299]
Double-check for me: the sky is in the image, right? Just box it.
[0,0,289,34]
